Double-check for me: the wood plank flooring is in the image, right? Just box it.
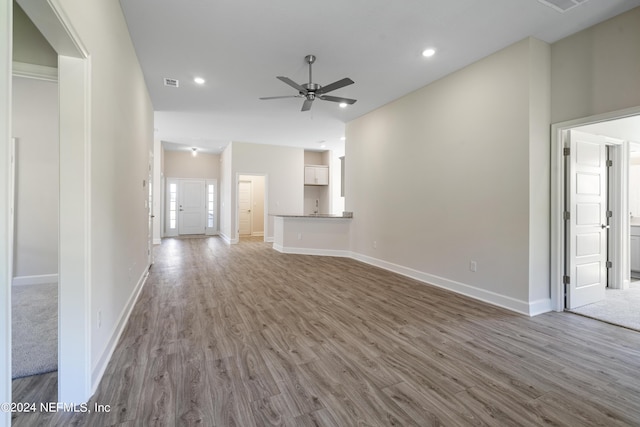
[11,236,640,426]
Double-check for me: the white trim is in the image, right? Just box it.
[265,237,274,243]
[1,1,12,423]
[272,244,350,258]
[12,61,57,81]
[551,106,640,312]
[528,298,553,316]
[219,232,235,245]
[91,266,148,394]
[12,274,58,286]
[251,232,264,237]
[351,252,540,316]
[153,238,161,245]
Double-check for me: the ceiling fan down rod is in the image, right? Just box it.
[305,54,316,85]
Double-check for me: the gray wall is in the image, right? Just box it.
[11,76,58,280]
[346,38,540,310]
[12,1,57,66]
[551,7,640,123]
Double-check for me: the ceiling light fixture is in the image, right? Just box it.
[340,136,346,141]
[194,77,205,85]
[339,102,348,108]
[422,48,436,58]
[192,147,198,157]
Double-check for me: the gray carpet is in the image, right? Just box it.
[12,283,58,379]
[569,282,640,331]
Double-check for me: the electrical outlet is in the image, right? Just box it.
[470,261,477,272]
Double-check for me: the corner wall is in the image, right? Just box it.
[228,141,304,242]
[551,7,640,123]
[346,38,549,314]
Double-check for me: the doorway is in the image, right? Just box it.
[552,107,640,314]
[236,174,266,241]
[165,178,213,237]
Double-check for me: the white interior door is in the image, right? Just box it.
[178,180,205,235]
[238,180,252,236]
[566,130,608,309]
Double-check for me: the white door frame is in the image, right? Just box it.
[551,106,640,311]
[0,3,10,421]
[234,173,268,243]
[17,0,94,404]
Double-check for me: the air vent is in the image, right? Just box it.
[537,0,589,13]
[164,78,179,88]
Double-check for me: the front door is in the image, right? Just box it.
[238,180,252,236]
[178,179,205,235]
[566,130,608,309]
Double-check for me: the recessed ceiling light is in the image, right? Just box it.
[339,103,348,108]
[422,48,436,58]
[340,136,346,141]
[320,144,326,148]
[194,77,205,85]
[192,147,198,156]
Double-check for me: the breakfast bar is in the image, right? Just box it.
[272,213,353,256]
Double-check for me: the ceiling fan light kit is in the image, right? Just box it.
[260,54,357,112]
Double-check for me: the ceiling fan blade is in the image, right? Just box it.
[318,95,357,105]
[316,77,354,95]
[259,95,301,100]
[301,98,313,111]
[277,76,307,93]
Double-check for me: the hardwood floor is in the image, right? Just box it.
[12,236,640,426]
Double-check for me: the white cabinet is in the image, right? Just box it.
[304,165,329,186]
[631,226,640,273]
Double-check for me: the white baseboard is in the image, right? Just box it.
[528,298,552,316]
[265,237,274,243]
[273,244,351,258]
[350,252,536,316]
[251,231,264,237]
[91,266,149,393]
[153,238,161,245]
[12,274,58,286]
[219,233,231,244]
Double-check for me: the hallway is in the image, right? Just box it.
[12,237,640,425]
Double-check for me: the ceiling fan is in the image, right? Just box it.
[260,54,357,112]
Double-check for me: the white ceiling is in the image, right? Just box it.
[119,0,640,154]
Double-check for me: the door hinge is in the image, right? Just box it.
[607,160,613,167]
[606,261,612,269]
[563,211,570,220]
[563,147,570,156]
[606,210,613,218]
[563,275,570,285]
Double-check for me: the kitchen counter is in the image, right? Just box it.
[271,213,353,219]
[272,214,352,256]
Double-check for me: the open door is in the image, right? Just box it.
[566,130,609,309]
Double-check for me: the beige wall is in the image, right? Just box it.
[163,150,220,179]
[226,141,304,242]
[11,76,58,279]
[551,7,640,123]
[346,37,549,313]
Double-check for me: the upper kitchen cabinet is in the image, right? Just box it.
[304,165,329,186]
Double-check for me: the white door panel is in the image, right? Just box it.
[566,130,608,309]
[179,180,205,235]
